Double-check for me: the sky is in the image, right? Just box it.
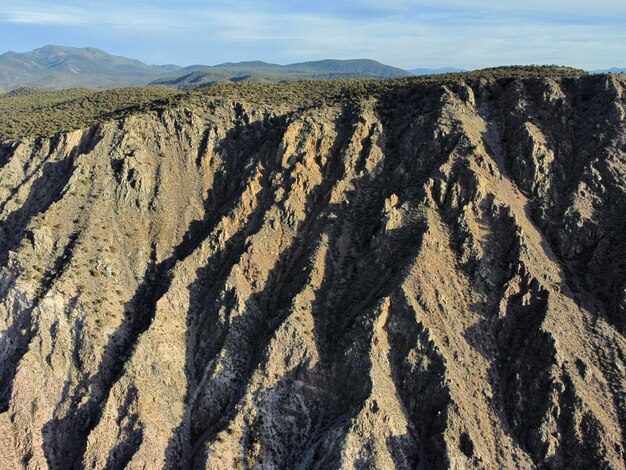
[0,0,625,69]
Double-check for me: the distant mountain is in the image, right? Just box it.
[410,67,466,75]
[0,45,181,92]
[590,67,626,74]
[151,59,411,89]
[0,47,412,91]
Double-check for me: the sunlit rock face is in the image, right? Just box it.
[0,74,625,469]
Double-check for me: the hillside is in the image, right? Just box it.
[0,68,624,469]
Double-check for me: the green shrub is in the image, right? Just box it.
[0,66,587,141]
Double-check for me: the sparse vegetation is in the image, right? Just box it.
[0,68,624,469]
[0,65,587,141]
[0,87,179,141]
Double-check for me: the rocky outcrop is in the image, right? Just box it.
[0,74,625,469]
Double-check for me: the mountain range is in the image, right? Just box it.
[0,45,413,92]
[0,45,521,92]
[4,45,622,93]
[150,58,412,89]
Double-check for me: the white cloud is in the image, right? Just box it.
[0,0,624,69]
[4,9,87,25]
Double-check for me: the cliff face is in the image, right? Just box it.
[0,75,625,469]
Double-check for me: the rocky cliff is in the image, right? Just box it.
[0,73,625,469]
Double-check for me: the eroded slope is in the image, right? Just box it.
[0,74,625,469]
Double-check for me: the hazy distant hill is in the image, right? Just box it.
[0,45,179,91]
[0,47,411,91]
[410,66,466,75]
[590,67,626,74]
[151,59,411,89]
[2,47,621,92]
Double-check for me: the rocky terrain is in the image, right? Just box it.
[0,71,625,469]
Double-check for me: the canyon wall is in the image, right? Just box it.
[0,75,625,469]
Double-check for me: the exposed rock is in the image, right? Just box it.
[0,75,625,469]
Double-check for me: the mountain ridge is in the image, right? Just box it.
[0,45,177,91]
[0,46,411,92]
[2,45,618,93]
[149,58,411,89]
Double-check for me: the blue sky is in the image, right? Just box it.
[1,0,625,69]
